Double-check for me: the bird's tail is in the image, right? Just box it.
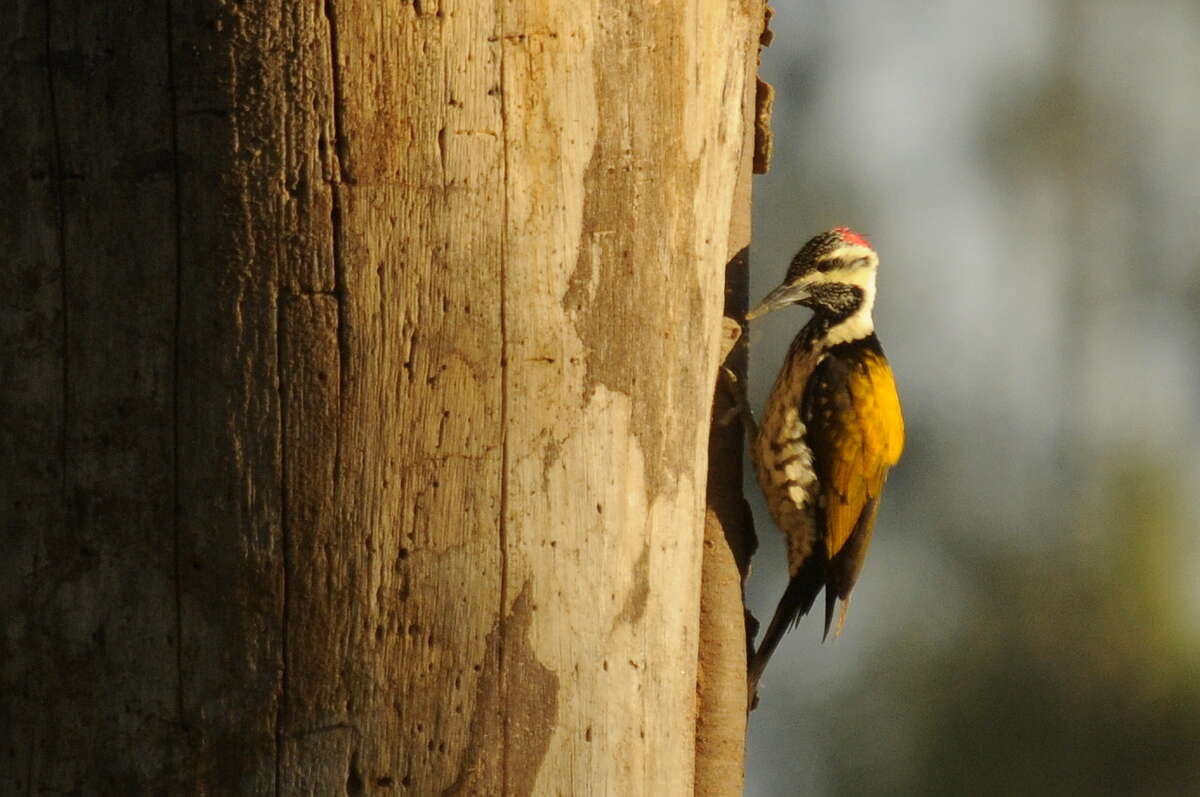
[747,559,825,700]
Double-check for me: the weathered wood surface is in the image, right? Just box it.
[1,0,759,793]
[693,5,765,784]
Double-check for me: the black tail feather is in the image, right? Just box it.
[748,558,825,693]
[822,587,837,642]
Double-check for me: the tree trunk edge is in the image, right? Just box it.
[694,0,770,787]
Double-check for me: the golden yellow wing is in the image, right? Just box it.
[805,346,904,561]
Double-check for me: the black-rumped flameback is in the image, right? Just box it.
[746,227,904,690]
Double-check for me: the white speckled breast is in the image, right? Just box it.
[753,344,826,575]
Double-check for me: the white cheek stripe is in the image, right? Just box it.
[819,264,877,345]
[824,305,875,345]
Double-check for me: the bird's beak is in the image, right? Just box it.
[745,280,811,320]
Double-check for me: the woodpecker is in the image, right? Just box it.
[742,227,904,691]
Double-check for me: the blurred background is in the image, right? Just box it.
[744,1,1200,794]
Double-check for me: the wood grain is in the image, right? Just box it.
[1,0,761,792]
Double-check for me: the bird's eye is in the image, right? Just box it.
[821,256,870,273]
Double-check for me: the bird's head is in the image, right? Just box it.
[747,227,879,326]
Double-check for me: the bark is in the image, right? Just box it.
[693,30,761,794]
[694,7,770,793]
[1,0,759,793]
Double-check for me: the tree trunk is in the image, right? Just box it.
[2,1,760,793]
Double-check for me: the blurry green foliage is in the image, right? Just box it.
[827,458,1200,797]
